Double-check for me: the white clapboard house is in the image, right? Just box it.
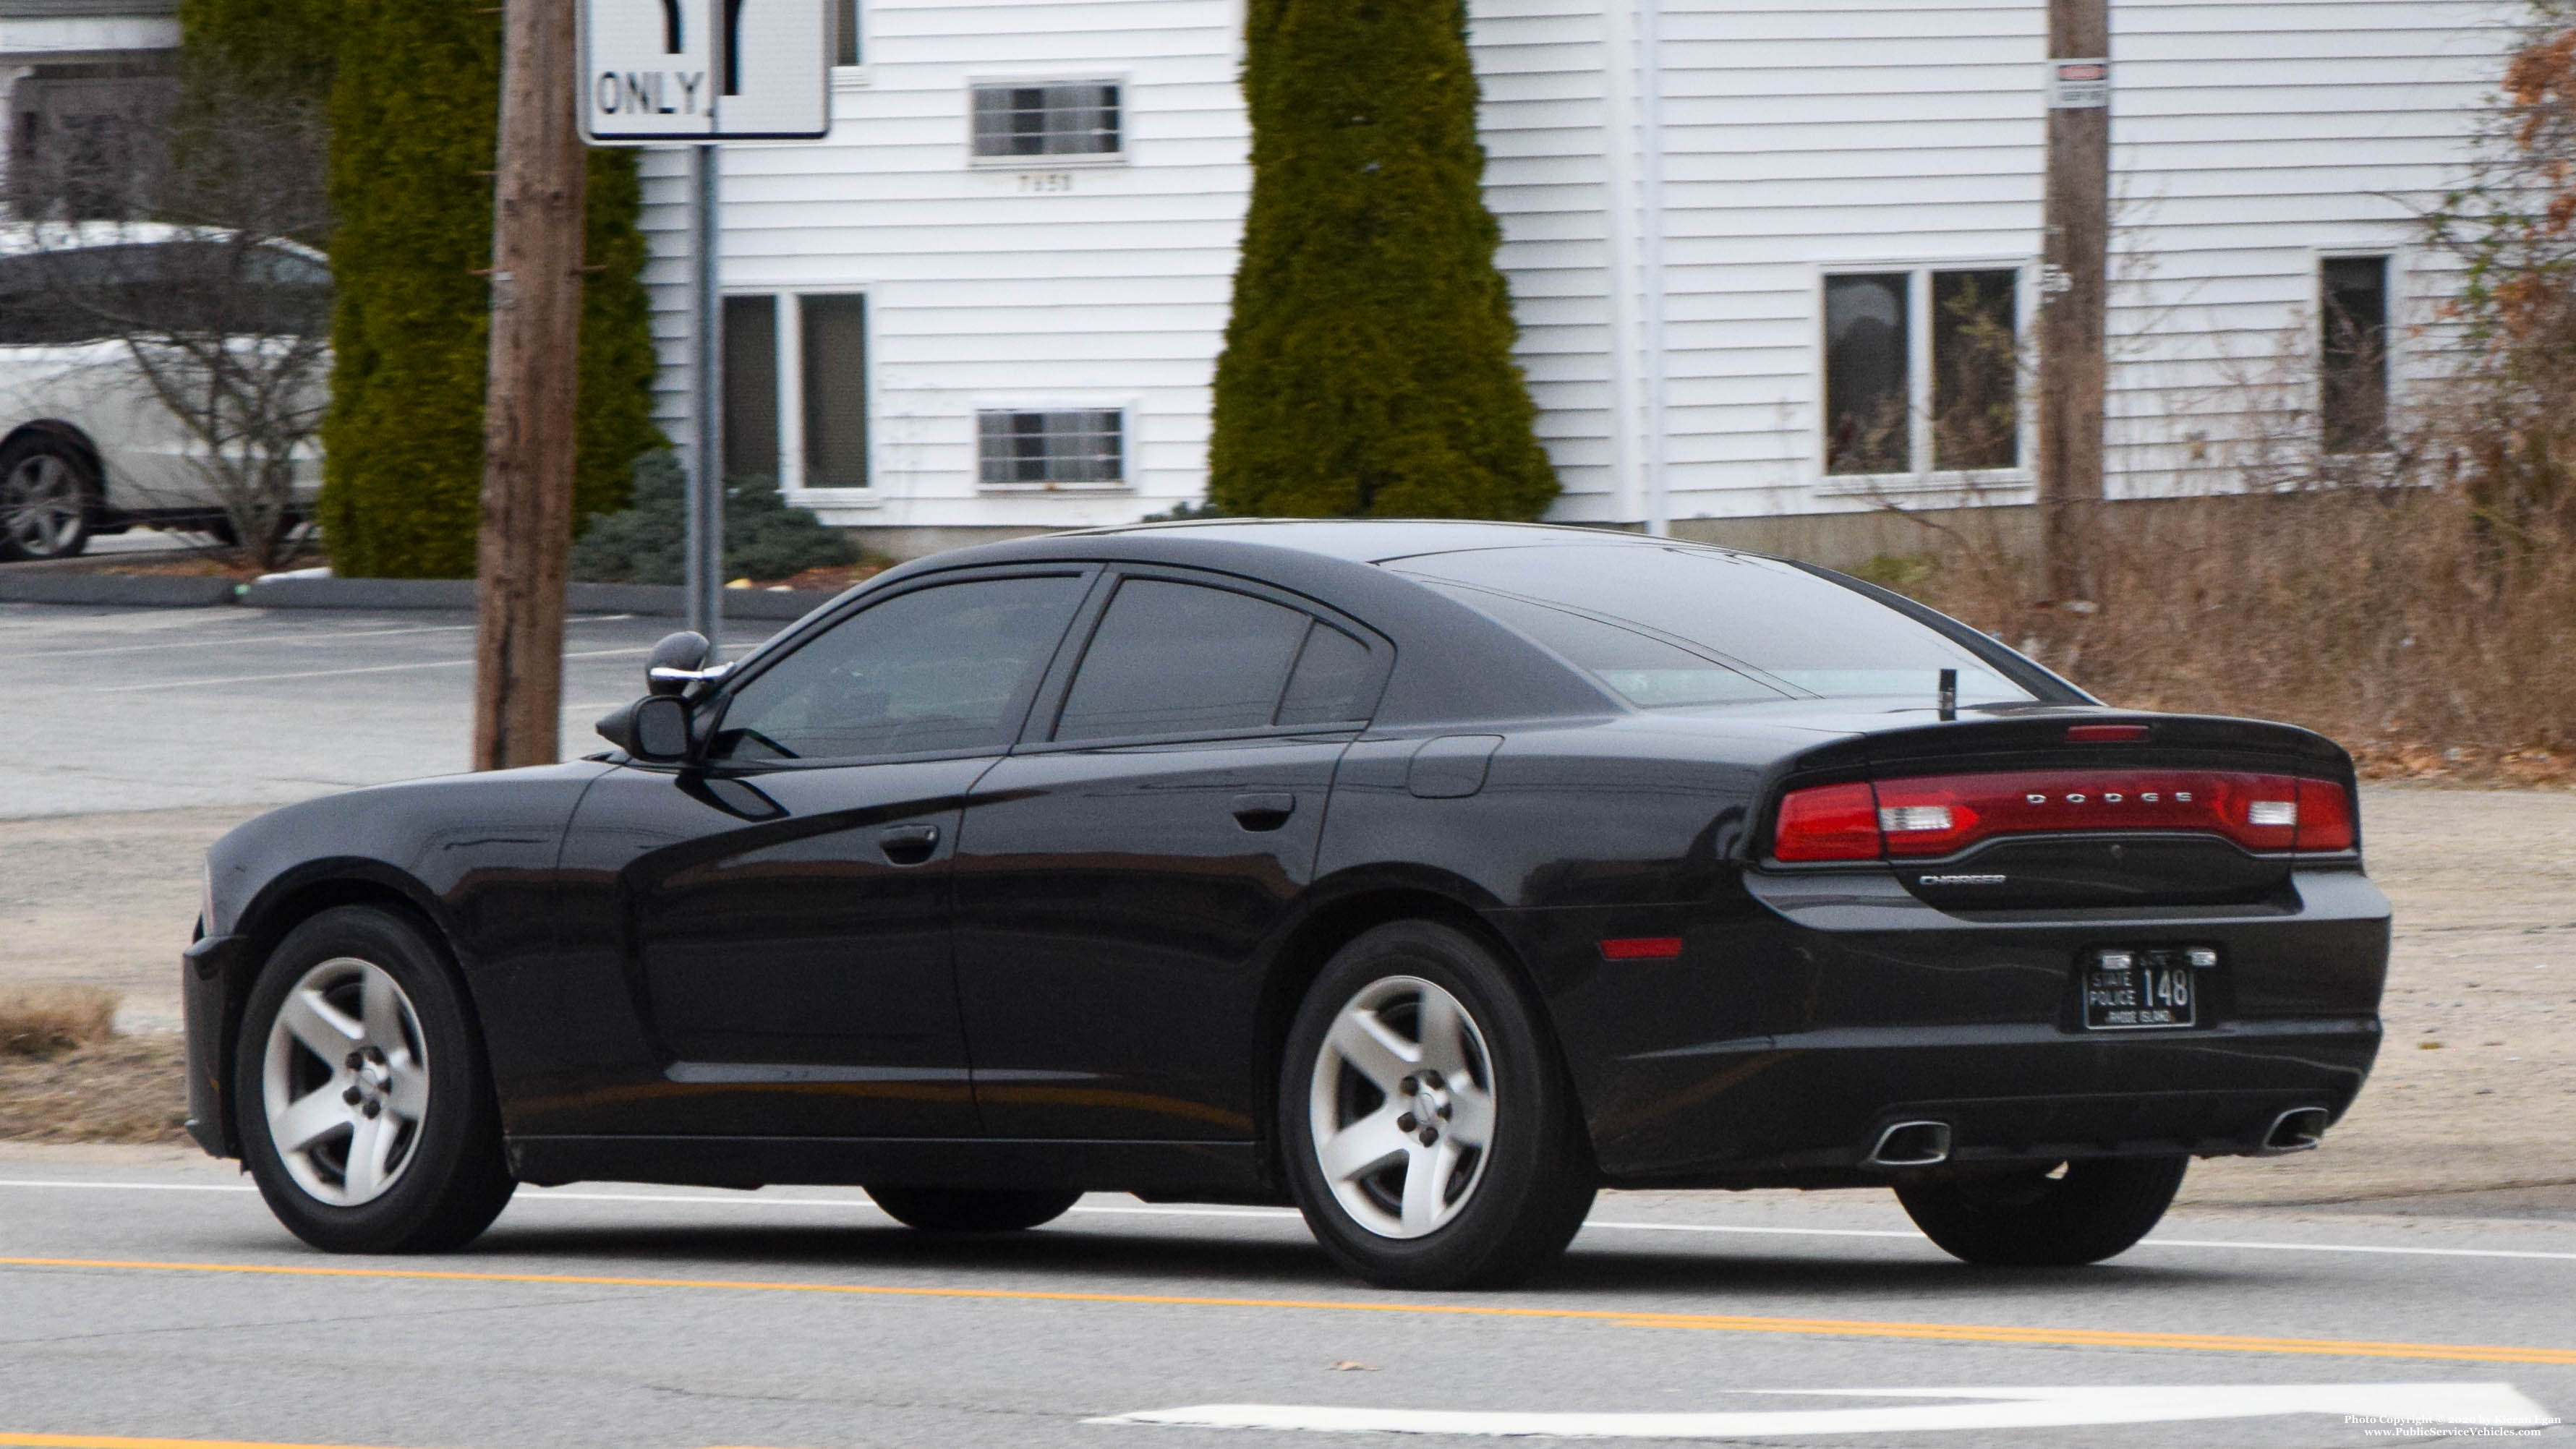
[637,0,2516,559]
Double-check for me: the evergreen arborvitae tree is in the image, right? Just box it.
[1208,0,1556,519]
[312,0,660,578]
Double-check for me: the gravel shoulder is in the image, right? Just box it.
[4,785,2569,1206]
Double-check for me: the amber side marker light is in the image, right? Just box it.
[2068,723,2151,743]
[1598,937,1685,961]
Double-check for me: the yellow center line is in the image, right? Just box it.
[0,1435,425,1449]
[6,1254,2572,1367]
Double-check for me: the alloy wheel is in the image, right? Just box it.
[1,454,85,557]
[1307,975,1498,1239]
[261,957,432,1207]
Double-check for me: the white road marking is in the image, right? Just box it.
[88,647,650,693]
[1091,1382,2559,1437]
[24,617,646,660]
[3,1179,2572,1262]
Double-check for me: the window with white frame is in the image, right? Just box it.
[722,293,869,490]
[978,409,1125,489]
[1822,268,2020,477]
[970,82,1120,160]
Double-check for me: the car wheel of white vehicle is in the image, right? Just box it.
[0,435,94,561]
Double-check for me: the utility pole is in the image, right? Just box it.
[2037,0,2109,605]
[473,0,588,770]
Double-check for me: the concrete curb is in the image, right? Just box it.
[0,573,242,607]
[0,570,842,620]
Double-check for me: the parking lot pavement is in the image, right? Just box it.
[7,601,780,818]
[0,1151,2567,1448]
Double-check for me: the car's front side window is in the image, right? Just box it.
[709,574,1087,762]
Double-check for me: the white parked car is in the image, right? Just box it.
[0,222,328,561]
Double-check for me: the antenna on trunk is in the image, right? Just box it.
[1937,668,1957,722]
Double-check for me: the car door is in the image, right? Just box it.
[952,568,1391,1140]
[558,568,1094,1139]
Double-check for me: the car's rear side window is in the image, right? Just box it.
[1392,544,2039,710]
[1277,621,1376,725]
[1054,579,1315,740]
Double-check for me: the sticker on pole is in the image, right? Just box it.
[581,0,829,143]
[2047,58,2110,111]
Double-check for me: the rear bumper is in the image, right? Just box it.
[1595,1019,2376,1187]
[1510,865,2389,1187]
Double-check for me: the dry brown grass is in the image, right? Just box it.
[0,985,119,1058]
[0,1035,190,1143]
[1875,487,2576,781]
[0,988,189,1144]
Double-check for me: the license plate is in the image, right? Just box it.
[2082,948,2201,1030]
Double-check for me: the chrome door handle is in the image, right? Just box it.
[1230,792,1296,831]
[879,823,941,865]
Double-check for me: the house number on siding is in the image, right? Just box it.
[1020,173,1073,192]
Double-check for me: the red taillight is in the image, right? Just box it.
[1771,770,2357,860]
[2067,723,2151,743]
[1773,781,1880,861]
[2295,777,2357,851]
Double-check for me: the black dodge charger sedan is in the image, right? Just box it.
[182,520,2388,1288]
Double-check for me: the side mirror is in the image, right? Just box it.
[646,631,728,697]
[595,694,694,761]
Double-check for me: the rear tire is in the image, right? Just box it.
[865,1187,1081,1232]
[1280,920,1596,1290]
[234,906,516,1253]
[0,434,95,561]
[1895,1156,2187,1266]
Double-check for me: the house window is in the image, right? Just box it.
[833,0,861,67]
[2321,256,2389,455]
[1824,274,1908,475]
[978,409,1124,488]
[971,83,1119,159]
[721,295,778,483]
[1823,267,2020,476]
[723,293,870,490]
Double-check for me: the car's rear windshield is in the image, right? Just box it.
[1387,544,2044,710]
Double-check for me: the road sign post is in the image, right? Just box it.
[580,0,827,649]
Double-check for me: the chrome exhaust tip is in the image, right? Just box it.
[1864,1120,1953,1168]
[2259,1106,2329,1155]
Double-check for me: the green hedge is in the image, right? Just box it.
[1207,0,1556,520]
[206,0,662,579]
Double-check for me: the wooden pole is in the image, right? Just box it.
[2037,0,2109,605]
[473,0,587,770]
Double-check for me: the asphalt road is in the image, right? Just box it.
[7,601,780,818]
[0,1150,2568,1448]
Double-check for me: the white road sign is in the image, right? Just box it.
[581,0,828,143]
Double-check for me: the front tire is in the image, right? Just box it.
[1280,921,1596,1290]
[865,1187,1081,1232]
[1895,1156,2187,1266]
[234,906,515,1253]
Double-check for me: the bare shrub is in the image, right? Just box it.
[1895,490,2576,764]
[7,61,330,571]
[0,986,119,1058]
